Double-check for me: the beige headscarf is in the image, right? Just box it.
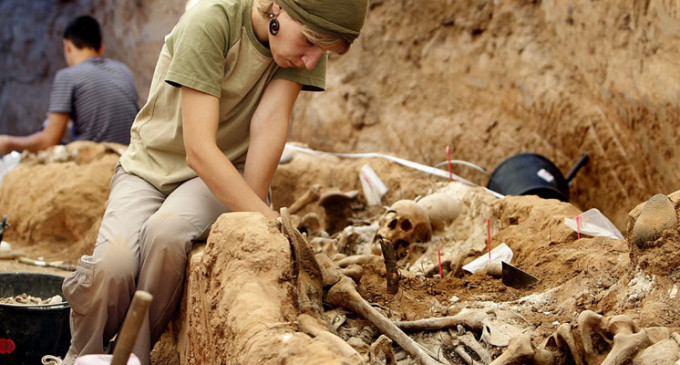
[276,0,369,43]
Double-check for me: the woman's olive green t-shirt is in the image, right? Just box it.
[120,0,326,194]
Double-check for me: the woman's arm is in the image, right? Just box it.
[244,78,302,201]
[181,86,279,219]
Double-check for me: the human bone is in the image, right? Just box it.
[488,332,535,365]
[377,200,432,247]
[416,192,461,231]
[369,335,396,365]
[456,331,491,363]
[601,315,650,365]
[632,336,680,365]
[578,310,610,364]
[534,323,583,365]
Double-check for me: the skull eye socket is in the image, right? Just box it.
[388,218,398,230]
[401,219,412,231]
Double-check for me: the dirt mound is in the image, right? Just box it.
[0,142,121,263]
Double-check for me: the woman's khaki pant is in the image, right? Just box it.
[61,164,231,365]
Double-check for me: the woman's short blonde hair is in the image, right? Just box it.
[257,0,350,54]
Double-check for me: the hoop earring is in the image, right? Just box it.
[269,18,280,36]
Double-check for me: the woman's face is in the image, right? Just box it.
[269,7,328,70]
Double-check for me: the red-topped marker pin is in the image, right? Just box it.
[438,249,443,279]
[487,219,492,264]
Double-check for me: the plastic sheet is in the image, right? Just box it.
[563,208,624,240]
[462,243,514,274]
[0,151,21,185]
[359,164,387,206]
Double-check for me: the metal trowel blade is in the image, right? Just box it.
[501,261,538,289]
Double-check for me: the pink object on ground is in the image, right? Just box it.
[438,249,443,278]
[74,354,141,365]
[487,219,491,263]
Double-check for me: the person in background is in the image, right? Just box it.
[40,0,369,364]
[0,15,139,155]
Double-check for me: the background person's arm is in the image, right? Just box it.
[0,112,68,154]
[181,86,284,219]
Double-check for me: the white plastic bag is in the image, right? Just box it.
[0,151,21,185]
[563,208,623,240]
[359,164,387,206]
[75,354,141,365]
[462,243,514,274]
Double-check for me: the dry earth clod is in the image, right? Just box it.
[631,193,677,248]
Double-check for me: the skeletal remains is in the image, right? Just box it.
[278,189,680,364]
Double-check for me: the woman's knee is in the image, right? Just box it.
[141,212,195,255]
[63,250,137,315]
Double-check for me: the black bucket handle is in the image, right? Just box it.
[564,153,589,184]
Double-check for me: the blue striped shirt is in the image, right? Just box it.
[48,57,139,145]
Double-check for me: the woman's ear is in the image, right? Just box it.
[272,2,282,16]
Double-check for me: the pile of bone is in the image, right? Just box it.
[0,293,63,305]
[486,310,680,365]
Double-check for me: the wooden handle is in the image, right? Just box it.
[111,290,153,365]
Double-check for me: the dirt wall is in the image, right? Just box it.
[291,0,680,229]
[2,0,680,229]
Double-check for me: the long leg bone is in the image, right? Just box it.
[288,184,322,214]
[395,309,487,332]
[325,276,446,365]
[336,254,381,268]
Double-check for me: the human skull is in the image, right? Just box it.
[377,200,432,247]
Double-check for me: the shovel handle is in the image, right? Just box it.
[111,291,153,365]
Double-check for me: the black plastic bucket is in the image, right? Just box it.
[487,153,572,201]
[0,272,71,365]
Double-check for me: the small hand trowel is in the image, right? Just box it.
[501,261,538,289]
